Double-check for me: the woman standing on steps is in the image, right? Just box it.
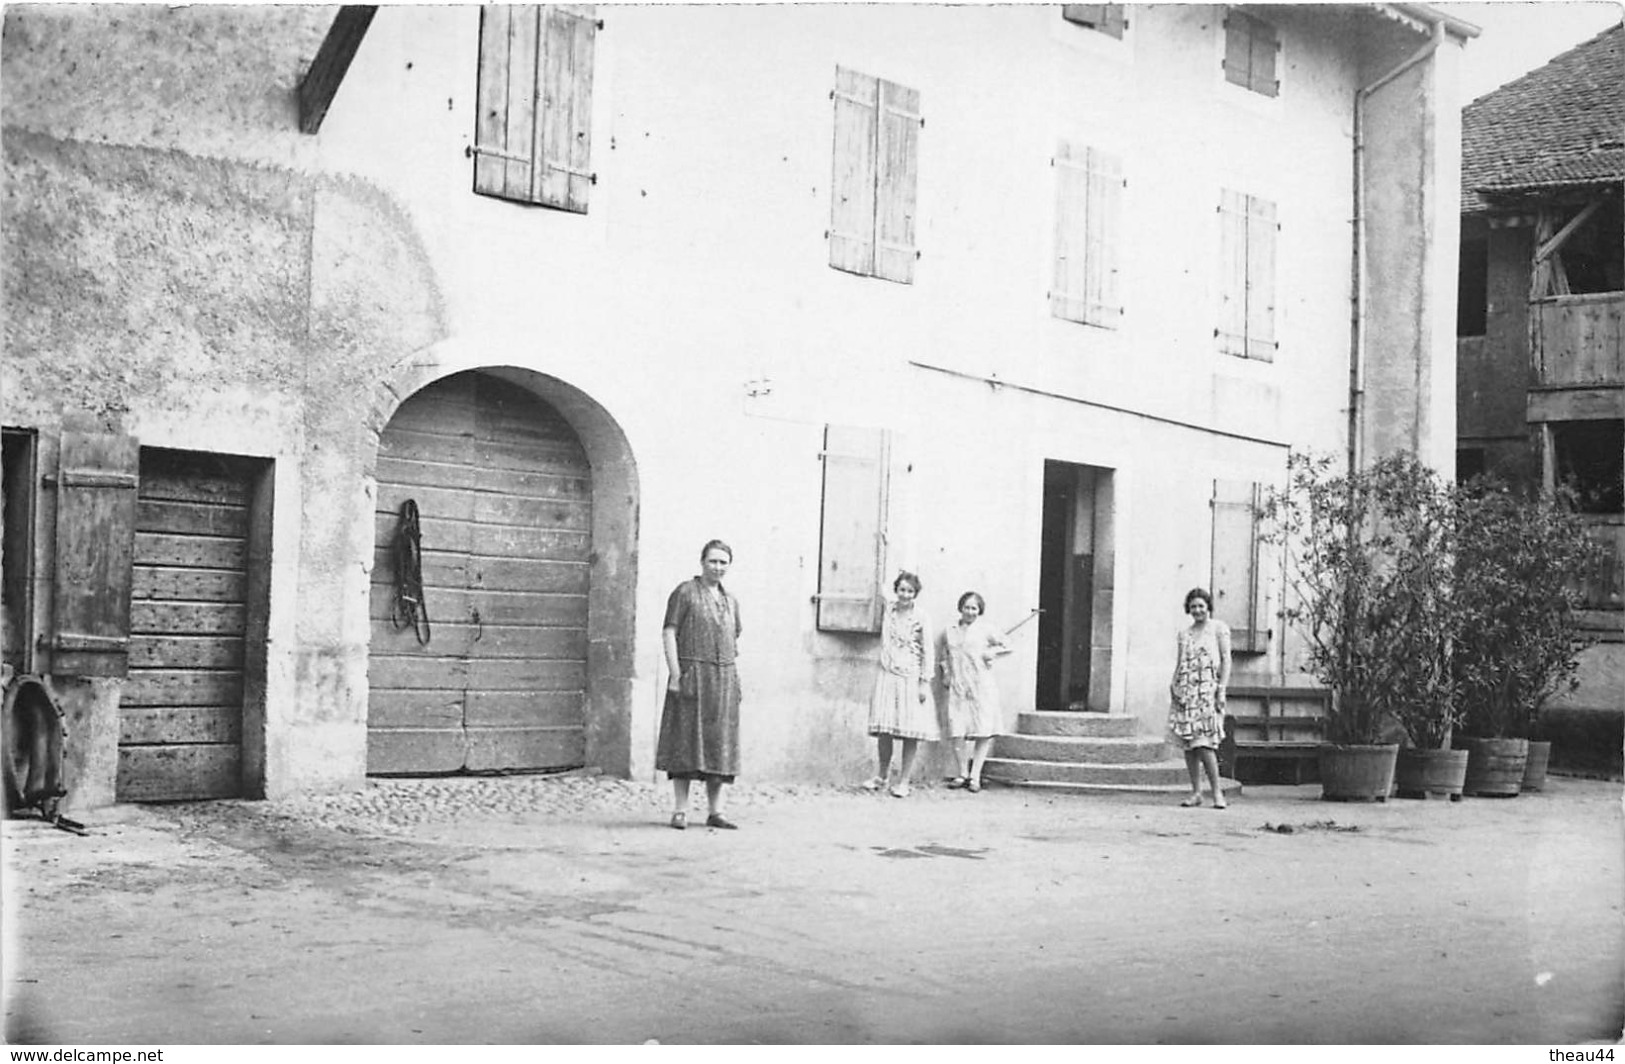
[862,571,937,798]
[1168,587,1232,809]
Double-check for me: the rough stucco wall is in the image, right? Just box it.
[0,5,334,166]
[2,5,449,799]
[2,131,309,424]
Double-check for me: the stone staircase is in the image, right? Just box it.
[982,711,1240,795]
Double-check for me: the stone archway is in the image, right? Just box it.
[364,356,639,777]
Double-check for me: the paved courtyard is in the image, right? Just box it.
[3,773,1622,1044]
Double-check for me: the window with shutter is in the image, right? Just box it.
[2,429,39,673]
[829,67,921,284]
[473,4,597,213]
[1217,188,1278,361]
[1061,4,1127,39]
[1223,10,1280,98]
[50,430,140,677]
[815,425,891,633]
[1052,141,1123,328]
[1211,479,1268,653]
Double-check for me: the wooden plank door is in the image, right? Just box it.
[369,371,591,774]
[119,451,255,800]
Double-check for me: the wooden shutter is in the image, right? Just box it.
[1223,13,1252,90]
[873,79,921,285]
[1052,142,1121,326]
[1211,479,1267,653]
[474,5,596,212]
[536,5,597,213]
[50,430,139,677]
[1246,195,1278,361]
[1217,188,1249,356]
[830,67,879,277]
[816,425,890,633]
[1082,146,1122,325]
[1249,17,1280,98]
[1062,5,1126,38]
[474,6,538,202]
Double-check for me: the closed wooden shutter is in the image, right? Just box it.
[816,425,890,633]
[829,66,879,277]
[1224,12,1279,97]
[474,5,597,212]
[1053,142,1120,326]
[50,430,139,678]
[874,79,920,284]
[1211,479,1268,652]
[1245,195,1278,361]
[1223,13,1252,90]
[536,5,597,213]
[1249,18,1279,98]
[1217,189,1249,357]
[1083,146,1122,325]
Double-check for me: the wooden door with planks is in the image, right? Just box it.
[368,371,591,775]
[119,450,263,801]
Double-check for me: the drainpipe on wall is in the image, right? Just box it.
[1350,15,1446,476]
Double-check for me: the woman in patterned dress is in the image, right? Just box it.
[862,571,937,799]
[657,540,743,830]
[1168,587,1232,809]
[941,591,1012,794]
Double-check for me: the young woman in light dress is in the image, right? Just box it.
[941,590,1012,793]
[862,571,936,798]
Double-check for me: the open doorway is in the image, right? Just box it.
[1035,461,1114,711]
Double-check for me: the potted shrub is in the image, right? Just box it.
[1451,477,1606,797]
[1259,452,1456,802]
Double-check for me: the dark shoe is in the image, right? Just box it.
[945,776,968,789]
[705,813,738,830]
[669,812,687,830]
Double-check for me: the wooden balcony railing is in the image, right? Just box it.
[1532,293,1624,387]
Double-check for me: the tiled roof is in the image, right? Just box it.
[1461,21,1624,212]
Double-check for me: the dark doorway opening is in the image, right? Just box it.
[1036,461,1113,711]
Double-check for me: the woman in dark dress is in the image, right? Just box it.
[657,539,743,830]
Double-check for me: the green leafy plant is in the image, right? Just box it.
[1451,476,1607,740]
[1258,452,1458,747]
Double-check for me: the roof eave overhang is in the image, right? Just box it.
[1382,3,1482,41]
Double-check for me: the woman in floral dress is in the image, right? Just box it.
[862,571,936,798]
[1168,587,1232,808]
[941,590,1011,793]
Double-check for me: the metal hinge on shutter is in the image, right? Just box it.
[41,471,139,490]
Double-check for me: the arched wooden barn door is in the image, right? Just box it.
[368,370,591,774]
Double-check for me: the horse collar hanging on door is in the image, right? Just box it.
[390,498,432,645]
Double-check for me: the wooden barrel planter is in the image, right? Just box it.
[1318,744,1398,802]
[1394,747,1469,801]
[1521,740,1553,792]
[1459,737,1528,798]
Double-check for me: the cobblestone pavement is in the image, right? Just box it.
[5,773,1623,1045]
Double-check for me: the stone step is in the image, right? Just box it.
[1013,712,1141,739]
[982,756,1198,788]
[995,733,1172,765]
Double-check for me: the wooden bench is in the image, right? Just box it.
[1220,684,1330,784]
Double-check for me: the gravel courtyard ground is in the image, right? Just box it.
[3,773,1621,1045]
